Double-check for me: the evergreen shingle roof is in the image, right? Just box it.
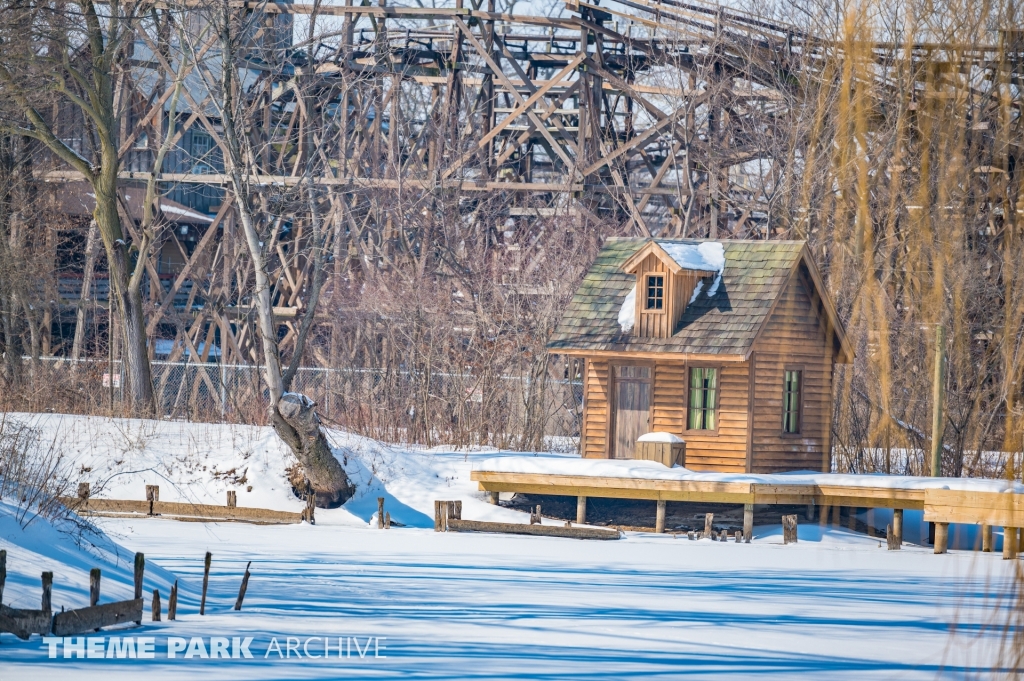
[547,238,809,356]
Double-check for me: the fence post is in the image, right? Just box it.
[220,359,227,418]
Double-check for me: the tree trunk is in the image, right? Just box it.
[93,174,155,414]
[273,393,353,508]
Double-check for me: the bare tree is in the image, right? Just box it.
[0,0,155,412]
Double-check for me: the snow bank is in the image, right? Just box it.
[473,455,1024,493]
[618,284,636,332]
[0,499,177,612]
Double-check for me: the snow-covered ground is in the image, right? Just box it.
[0,414,1019,678]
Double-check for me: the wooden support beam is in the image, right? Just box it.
[656,500,666,533]
[934,522,949,554]
[577,495,587,524]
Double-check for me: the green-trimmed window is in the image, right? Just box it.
[688,367,717,430]
[645,275,664,310]
[783,370,802,434]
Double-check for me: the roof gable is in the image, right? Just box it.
[547,238,849,360]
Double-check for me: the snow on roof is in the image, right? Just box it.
[658,241,725,274]
[618,284,636,333]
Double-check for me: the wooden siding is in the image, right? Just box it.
[634,253,672,338]
[678,363,750,472]
[750,270,833,473]
[582,359,610,458]
[580,359,749,471]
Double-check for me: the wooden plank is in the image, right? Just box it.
[51,599,144,637]
[446,519,620,540]
[0,604,51,640]
[62,498,302,524]
[924,489,1024,526]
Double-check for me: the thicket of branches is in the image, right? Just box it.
[0,0,1020,478]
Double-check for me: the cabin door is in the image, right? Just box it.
[612,365,652,459]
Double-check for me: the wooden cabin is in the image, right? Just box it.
[548,238,853,474]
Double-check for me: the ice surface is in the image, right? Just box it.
[0,414,1017,679]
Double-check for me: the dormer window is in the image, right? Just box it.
[645,275,664,310]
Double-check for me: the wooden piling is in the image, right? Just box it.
[145,485,159,515]
[655,500,666,534]
[168,580,178,620]
[704,512,714,538]
[0,549,6,604]
[866,508,876,537]
[934,522,949,554]
[434,501,443,531]
[819,503,829,527]
[488,491,499,505]
[576,496,587,524]
[200,551,212,615]
[133,552,145,600]
[77,482,91,499]
[782,514,798,544]
[41,572,53,612]
[384,512,391,529]
[152,589,161,622]
[89,568,101,607]
[234,561,251,611]
[1003,527,1018,560]
[886,524,900,550]
[377,497,385,529]
[719,529,728,542]
[831,504,841,527]
[893,509,903,546]
[743,505,753,542]
[227,490,236,508]
[982,525,993,552]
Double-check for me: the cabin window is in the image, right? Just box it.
[645,275,664,310]
[783,369,802,434]
[687,367,717,430]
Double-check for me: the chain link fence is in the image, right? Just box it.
[13,356,583,449]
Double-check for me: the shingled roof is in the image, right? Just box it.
[547,238,834,357]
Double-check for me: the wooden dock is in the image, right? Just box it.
[470,470,1024,529]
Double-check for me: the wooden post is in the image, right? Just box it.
[168,580,178,620]
[866,508,876,538]
[982,525,993,552]
[782,514,798,544]
[488,491,499,505]
[226,490,237,508]
[704,512,714,538]
[576,496,587,524]
[719,529,728,542]
[41,571,53,612]
[78,482,91,499]
[743,505,753,542]
[893,509,903,546]
[832,504,841,527]
[384,512,391,529]
[378,497,385,529]
[434,501,443,531]
[152,589,161,621]
[145,485,159,516]
[89,568,101,607]
[886,524,901,550]
[655,500,666,534]
[133,552,145,600]
[806,501,815,521]
[819,503,829,527]
[934,522,949,554]
[234,561,251,611]
[734,530,743,542]
[930,324,946,477]
[0,549,6,604]
[1003,527,1019,560]
[200,551,212,615]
